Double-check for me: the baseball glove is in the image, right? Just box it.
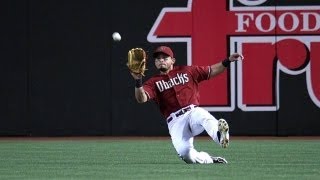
[127,48,147,76]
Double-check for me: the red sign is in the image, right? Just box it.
[148,0,320,111]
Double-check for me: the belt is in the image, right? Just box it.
[167,105,198,123]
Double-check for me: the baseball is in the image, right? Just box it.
[112,32,121,42]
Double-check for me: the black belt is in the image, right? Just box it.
[167,105,198,123]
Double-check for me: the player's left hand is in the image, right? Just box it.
[131,72,143,80]
[229,53,244,62]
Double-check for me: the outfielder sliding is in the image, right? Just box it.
[128,46,243,164]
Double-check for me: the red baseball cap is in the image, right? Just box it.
[153,46,174,58]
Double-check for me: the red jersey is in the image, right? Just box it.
[143,65,210,118]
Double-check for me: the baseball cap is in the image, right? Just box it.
[153,46,174,58]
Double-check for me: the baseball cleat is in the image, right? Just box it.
[218,119,229,148]
[211,156,228,164]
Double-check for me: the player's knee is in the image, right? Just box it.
[179,148,197,164]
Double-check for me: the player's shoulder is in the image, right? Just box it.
[175,65,205,71]
[174,65,192,71]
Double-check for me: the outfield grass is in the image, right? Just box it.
[0,137,319,180]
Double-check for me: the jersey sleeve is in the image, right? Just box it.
[189,66,210,82]
[143,79,157,101]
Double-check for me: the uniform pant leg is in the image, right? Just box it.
[167,112,213,164]
[168,113,194,158]
[188,107,221,144]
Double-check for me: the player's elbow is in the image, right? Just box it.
[209,66,225,79]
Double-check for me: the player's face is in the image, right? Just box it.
[154,53,175,73]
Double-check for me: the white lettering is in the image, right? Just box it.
[236,11,320,33]
[155,73,189,92]
[173,77,180,85]
[255,13,276,32]
[156,81,164,92]
[162,80,169,89]
[301,12,320,32]
[278,12,299,32]
[177,73,187,84]
[183,73,189,82]
[235,13,254,32]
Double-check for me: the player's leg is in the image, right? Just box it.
[174,138,215,164]
[189,107,230,148]
[168,115,215,164]
[172,138,227,164]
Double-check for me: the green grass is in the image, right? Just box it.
[0,137,319,180]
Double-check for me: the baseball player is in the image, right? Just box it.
[130,46,243,164]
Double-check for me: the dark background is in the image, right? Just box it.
[1,0,319,136]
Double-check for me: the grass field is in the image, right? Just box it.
[0,137,319,180]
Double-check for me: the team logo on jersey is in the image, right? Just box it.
[148,0,320,111]
[156,73,189,92]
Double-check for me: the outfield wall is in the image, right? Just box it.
[1,0,319,136]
